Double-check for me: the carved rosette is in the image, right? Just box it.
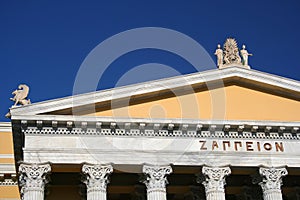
[259,167,287,198]
[142,165,172,193]
[82,164,113,192]
[19,163,51,200]
[201,166,231,195]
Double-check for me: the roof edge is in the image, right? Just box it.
[9,67,300,116]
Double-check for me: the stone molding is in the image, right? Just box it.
[142,164,172,192]
[0,163,17,174]
[82,163,113,192]
[200,166,231,194]
[0,122,12,132]
[259,166,288,193]
[19,119,300,141]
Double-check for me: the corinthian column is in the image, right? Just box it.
[259,167,288,200]
[142,164,172,200]
[82,163,113,200]
[19,163,51,200]
[200,166,231,200]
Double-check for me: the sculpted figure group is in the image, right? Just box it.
[215,38,252,68]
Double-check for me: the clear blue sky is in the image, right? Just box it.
[1,0,300,121]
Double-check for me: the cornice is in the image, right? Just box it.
[9,67,300,116]
[13,115,300,140]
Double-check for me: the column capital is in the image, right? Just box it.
[142,164,172,191]
[259,166,288,192]
[19,163,51,189]
[82,163,113,191]
[200,166,231,193]
[19,162,51,199]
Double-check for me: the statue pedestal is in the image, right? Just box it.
[219,63,250,70]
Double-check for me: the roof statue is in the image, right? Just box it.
[240,44,253,66]
[214,44,223,67]
[10,84,31,106]
[5,84,31,118]
[215,38,252,69]
[223,38,242,65]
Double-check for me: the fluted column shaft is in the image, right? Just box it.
[142,164,172,200]
[259,167,287,200]
[200,166,231,200]
[82,164,113,200]
[19,163,51,200]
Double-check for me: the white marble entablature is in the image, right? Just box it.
[13,116,300,169]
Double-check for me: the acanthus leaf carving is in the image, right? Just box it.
[19,163,51,199]
[142,164,172,191]
[259,167,287,192]
[82,163,113,191]
[200,166,231,193]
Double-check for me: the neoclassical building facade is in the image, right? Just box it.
[1,41,300,200]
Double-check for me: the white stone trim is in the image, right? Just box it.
[0,164,16,174]
[10,67,300,116]
[21,127,300,141]
[0,154,14,159]
[0,122,12,132]
[12,114,300,127]
[15,115,300,140]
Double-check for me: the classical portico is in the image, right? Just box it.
[6,60,300,199]
[12,115,299,200]
[16,161,292,200]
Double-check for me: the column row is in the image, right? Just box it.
[18,163,288,200]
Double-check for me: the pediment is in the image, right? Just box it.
[10,67,300,122]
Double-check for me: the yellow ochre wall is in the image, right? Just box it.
[0,125,20,200]
[88,85,300,122]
